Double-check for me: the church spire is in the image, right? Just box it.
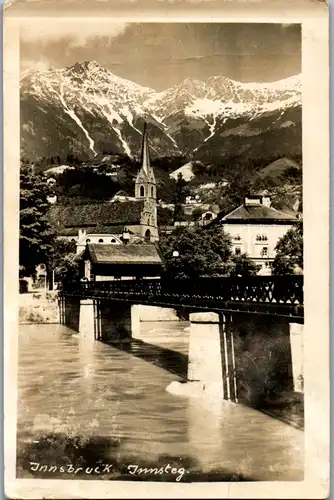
[140,121,150,175]
[135,122,156,200]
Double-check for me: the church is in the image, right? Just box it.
[48,123,159,254]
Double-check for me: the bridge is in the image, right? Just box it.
[58,275,304,405]
[60,275,304,321]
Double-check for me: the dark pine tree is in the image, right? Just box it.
[20,164,55,278]
[173,173,190,223]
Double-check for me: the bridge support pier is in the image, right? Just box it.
[188,312,223,397]
[62,297,80,332]
[185,312,238,400]
[79,299,95,338]
[131,305,141,340]
[99,302,140,343]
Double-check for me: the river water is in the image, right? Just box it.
[17,322,304,482]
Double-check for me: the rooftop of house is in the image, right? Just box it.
[84,243,163,266]
[223,205,298,222]
[48,200,145,234]
[215,195,299,224]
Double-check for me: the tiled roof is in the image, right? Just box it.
[221,204,298,222]
[86,244,163,266]
[87,225,131,235]
[49,201,145,234]
[61,227,79,237]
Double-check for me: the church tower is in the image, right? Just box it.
[135,123,158,242]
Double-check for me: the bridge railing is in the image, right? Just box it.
[161,276,303,304]
[80,279,163,298]
[61,276,303,307]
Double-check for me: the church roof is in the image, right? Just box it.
[220,204,298,223]
[48,201,145,234]
[85,243,163,266]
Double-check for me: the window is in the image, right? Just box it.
[145,229,151,242]
[98,239,104,243]
[256,234,261,241]
[111,238,116,243]
[140,186,145,197]
[71,238,76,242]
[262,247,268,257]
[86,239,91,243]
[262,235,268,241]
[234,234,241,241]
[235,247,241,256]
[151,186,154,198]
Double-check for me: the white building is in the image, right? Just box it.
[213,195,299,275]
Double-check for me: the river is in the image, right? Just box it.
[16,321,304,482]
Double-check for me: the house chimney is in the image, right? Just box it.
[244,196,261,206]
[261,196,271,207]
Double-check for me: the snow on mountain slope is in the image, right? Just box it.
[170,162,196,182]
[20,61,302,161]
[144,74,301,122]
[20,61,178,159]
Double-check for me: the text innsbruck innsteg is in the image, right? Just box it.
[29,462,186,481]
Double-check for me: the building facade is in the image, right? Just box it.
[214,195,299,275]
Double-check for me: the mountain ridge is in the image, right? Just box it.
[20,61,302,162]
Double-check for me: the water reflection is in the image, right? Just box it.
[17,323,303,481]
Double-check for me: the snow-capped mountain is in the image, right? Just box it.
[21,61,179,159]
[145,74,301,120]
[20,61,302,161]
[144,73,301,157]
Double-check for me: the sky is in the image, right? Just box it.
[20,22,301,90]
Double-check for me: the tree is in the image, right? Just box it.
[159,226,234,278]
[20,164,55,278]
[157,206,174,226]
[230,253,261,276]
[44,238,77,289]
[51,239,77,264]
[54,252,82,285]
[173,173,190,223]
[56,166,120,202]
[272,220,303,275]
[218,177,253,214]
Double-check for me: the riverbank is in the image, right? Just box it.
[19,291,59,324]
